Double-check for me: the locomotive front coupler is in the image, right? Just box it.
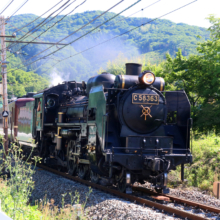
[144,157,170,172]
[144,157,170,194]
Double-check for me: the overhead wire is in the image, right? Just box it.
[8,0,64,33]
[0,0,16,56]
[39,0,141,58]
[7,0,127,70]
[5,0,30,22]
[10,0,142,71]
[7,0,86,70]
[7,0,71,52]
[8,0,197,74]
[2,0,31,53]
[103,0,161,30]
[0,0,15,15]
[7,23,45,43]
[6,0,67,50]
[5,0,84,45]
[7,0,82,58]
[38,0,198,75]
[26,0,160,65]
[36,0,87,36]
[15,0,71,39]
[8,0,125,61]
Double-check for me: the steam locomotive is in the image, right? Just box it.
[0,63,192,193]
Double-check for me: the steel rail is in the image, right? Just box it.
[36,163,206,220]
[132,186,220,214]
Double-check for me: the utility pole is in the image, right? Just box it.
[0,15,9,155]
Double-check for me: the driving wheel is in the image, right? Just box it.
[117,173,126,193]
[67,141,78,176]
[90,170,99,184]
[78,165,89,179]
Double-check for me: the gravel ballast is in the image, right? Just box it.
[31,168,220,219]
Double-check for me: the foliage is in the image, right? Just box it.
[0,51,49,99]
[163,15,220,133]
[186,133,220,191]
[36,189,91,220]
[98,52,165,76]
[0,142,41,219]
[0,181,42,220]
[168,133,220,192]
[6,68,49,98]
[0,141,90,219]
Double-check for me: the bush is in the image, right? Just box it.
[0,142,42,219]
[199,180,211,191]
[168,133,220,192]
[0,141,90,219]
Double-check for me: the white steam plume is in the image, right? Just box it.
[50,71,64,86]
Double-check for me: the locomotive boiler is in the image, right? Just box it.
[2,63,192,193]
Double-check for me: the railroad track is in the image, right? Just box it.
[132,186,220,215]
[36,163,220,220]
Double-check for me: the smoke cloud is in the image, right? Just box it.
[49,71,65,86]
[38,30,141,82]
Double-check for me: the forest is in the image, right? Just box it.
[5,11,209,80]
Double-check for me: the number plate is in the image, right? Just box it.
[132,93,159,105]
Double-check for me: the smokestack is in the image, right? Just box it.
[125,63,142,76]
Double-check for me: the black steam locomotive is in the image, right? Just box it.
[3,63,192,193]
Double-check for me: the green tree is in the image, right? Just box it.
[4,69,48,98]
[98,52,165,76]
[164,15,220,133]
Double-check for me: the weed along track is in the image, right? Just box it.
[35,162,219,220]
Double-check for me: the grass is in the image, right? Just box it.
[168,133,220,192]
[0,179,42,219]
[0,141,90,219]
[0,179,90,220]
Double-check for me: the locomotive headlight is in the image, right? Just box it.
[139,71,155,85]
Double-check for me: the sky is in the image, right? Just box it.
[0,0,220,28]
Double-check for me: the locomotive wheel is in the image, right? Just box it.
[117,177,126,193]
[90,170,99,184]
[78,165,89,180]
[38,141,43,156]
[67,142,77,176]
[67,157,77,176]
[38,139,49,158]
[155,188,163,193]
